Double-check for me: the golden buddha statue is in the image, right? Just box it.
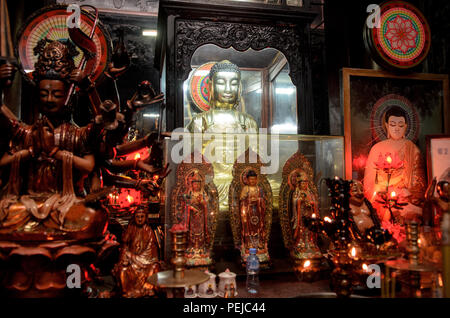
[186,60,257,134]
[186,60,258,211]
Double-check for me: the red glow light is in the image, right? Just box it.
[353,155,367,170]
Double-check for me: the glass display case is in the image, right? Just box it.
[162,133,344,269]
[183,45,298,133]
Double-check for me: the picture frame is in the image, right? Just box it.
[342,68,449,181]
[426,135,450,184]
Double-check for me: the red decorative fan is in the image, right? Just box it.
[188,62,215,112]
[15,4,112,84]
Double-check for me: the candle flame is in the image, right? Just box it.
[439,274,443,287]
[303,260,311,269]
[134,153,141,160]
[312,213,316,219]
[391,191,396,198]
[351,247,356,257]
[324,217,332,223]
[386,156,392,164]
[127,195,134,203]
[362,263,368,271]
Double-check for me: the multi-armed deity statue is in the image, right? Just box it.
[0,5,167,296]
[0,39,106,236]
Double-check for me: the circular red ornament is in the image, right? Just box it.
[364,1,431,70]
[188,62,215,112]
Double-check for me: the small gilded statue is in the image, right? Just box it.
[229,160,272,265]
[171,154,218,267]
[279,151,321,263]
[240,170,266,251]
[289,170,322,259]
[183,170,210,262]
[114,206,162,298]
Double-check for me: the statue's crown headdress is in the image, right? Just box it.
[33,39,79,82]
[209,60,241,80]
[187,169,202,184]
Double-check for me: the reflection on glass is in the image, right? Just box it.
[164,133,345,240]
[286,0,303,6]
[241,71,262,126]
[271,64,297,134]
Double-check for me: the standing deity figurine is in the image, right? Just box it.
[279,151,321,263]
[289,170,321,259]
[240,170,266,251]
[237,169,272,264]
[183,170,210,261]
[171,155,218,267]
[229,150,272,265]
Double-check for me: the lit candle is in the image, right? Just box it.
[312,213,317,219]
[386,156,392,164]
[351,247,357,258]
[391,191,396,198]
[127,195,134,203]
[362,263,368,273]
[303,260,311,269]
[324,217,332,223]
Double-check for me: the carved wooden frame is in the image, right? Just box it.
[174,20,306,87]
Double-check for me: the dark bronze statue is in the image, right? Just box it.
[0,22,167,296]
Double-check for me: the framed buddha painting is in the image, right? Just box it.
[342,68,449,183]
